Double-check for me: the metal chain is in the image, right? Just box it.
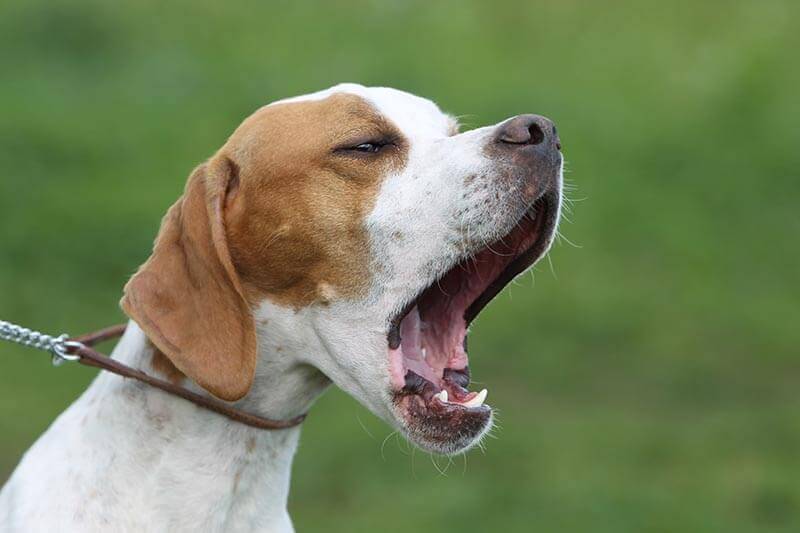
[0,319,83,366]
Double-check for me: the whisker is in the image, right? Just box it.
[380,430,398,461]
[429,453,448,476]
[355,414,376,440]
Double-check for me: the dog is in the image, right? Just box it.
[0,83,562,531]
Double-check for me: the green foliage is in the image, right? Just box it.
[1,1,798,531]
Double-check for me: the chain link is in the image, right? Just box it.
[0,319,83,365]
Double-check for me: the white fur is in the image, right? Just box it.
[0,83,562,532]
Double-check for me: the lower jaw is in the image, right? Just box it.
[393,392,493,454]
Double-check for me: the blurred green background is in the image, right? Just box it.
[1,1,798,531]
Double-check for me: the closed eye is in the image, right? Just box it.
[335,137,397,157]
[352,142,384,153]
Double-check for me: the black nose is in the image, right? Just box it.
[495,114,561,151]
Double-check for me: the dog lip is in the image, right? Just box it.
[442,366,470,388]
[394,387,491,414]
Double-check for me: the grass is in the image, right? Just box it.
[1,1,799,531]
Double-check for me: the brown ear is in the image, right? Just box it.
[121,158,256,401]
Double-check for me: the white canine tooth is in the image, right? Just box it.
[422,348,427,359]
[461,389,488,408]
[437,390,449,403]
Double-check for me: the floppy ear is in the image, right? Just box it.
[121,157,256,401]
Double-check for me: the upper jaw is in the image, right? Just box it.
[388,188,561,348]
[465,189,561,323]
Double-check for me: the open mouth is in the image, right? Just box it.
[388,192,559,425]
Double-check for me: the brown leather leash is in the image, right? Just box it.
[1,320,306,430]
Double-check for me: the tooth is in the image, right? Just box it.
[461,389,488,408]
[437,390,449,403]
[421,348,427,359]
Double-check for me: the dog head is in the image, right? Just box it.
[122,83,562,454]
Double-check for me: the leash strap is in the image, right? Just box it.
[0,320,305,430]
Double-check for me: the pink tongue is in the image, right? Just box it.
[399,308,439,383]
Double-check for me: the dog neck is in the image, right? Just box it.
[71,318,328,530]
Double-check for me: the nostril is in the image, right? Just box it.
[496,115,555,146]
[528,123,545,145]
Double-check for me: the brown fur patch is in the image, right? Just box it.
[122,162,257,401]
[121,91,405,400]
[220,93,408,308]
